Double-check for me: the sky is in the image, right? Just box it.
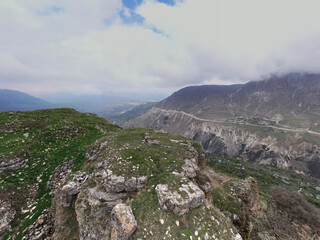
[1,0,320,97]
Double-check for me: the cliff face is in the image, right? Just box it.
[126,74,320,178]
[1,109,319,240]
[126,107,320,177]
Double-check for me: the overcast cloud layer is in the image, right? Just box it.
[1,0,320,95]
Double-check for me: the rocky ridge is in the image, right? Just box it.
[125,74,320,178]
[0,109,319,240]
[126,106,320,178]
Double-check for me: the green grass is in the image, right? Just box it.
[130,184,238,240]
[0,109,119,239]
[206,153,320,209]
[302,132,320,145]
[82,127,240,239]
[85,128,194,178]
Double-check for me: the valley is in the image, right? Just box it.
[0,109,319,240]
[126,74,320,178]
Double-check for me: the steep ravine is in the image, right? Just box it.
[126,107,320,178]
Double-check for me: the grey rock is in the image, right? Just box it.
[136,176,147,190]
[0,158,28,172]
[59,181,81,207]
[111,203,137,240]
[108,175,126,193]
[47,160,73,194]
[107,175,147,193]
[155,181,205,215]
[124,177,137,192]
[0,200,15,239]
[75,186,127,240]
[182,159,200,178]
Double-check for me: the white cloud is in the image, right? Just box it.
[0,0,320,95]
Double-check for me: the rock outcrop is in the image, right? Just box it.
[75,185,127,240]
[182,159,200,178]
[111,203,137,240]
[155,181,205,215]
[0,157,28,172]
[127,107,320,177]
[0,201,15,239]
[22,211,54,240]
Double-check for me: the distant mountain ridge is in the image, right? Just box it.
[158,73,320,121]
[127,73,320,178]
[0,89,53,111]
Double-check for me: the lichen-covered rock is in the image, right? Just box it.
[182,159,200,178]
[0,200,15,239]
[155,181,205,215]
[111,203,137,240]
[105,173,147,193]
[75,185,127,240]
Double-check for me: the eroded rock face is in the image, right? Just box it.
[182,159,200,178]
[0,200,15,239]
[103,172,147,193]
[229,177,260,216]
[155,181,205,215]
[111,203,137,240]
[126,107,320,177]
[0,157,28,172]
[47,160,73,194]
[75,185,127,240]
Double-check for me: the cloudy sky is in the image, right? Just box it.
[1,0,320,96]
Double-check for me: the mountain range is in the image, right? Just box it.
[126,73,320,178]
[0,89,53,111]
[1,108,319,240]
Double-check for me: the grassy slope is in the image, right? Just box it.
[84,128,238,240]
[0,109,120,240]
[1,109,239,240]
[2,108,318,240]
[206,153,320,209]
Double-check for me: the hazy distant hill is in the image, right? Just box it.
[108,101,157,126]
[0,89,53,111]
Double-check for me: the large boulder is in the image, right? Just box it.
[75,185,127,240]
[111,203,137,240]
[155,181,205,215]
[104,172,147,193]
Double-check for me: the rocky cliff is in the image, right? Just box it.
[126,74,320,178]
[0,109,319,240]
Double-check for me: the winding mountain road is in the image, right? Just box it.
[154,107,320,136]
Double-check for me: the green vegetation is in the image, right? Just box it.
[302,132,320,145]
[271,187,320,233]
[206,153,320,208]
[85,128,193,177]
[279,115,311,129]
[0,109,119,239]
[130,186,238,240]
[84,128,239,239]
